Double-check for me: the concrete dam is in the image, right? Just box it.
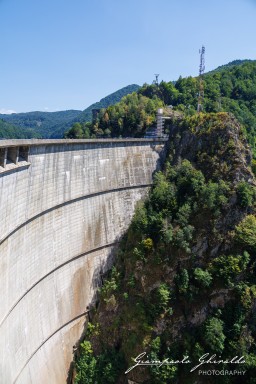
[0,138,167,384]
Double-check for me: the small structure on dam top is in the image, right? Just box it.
[144,108,172,139]
[0,137,167,384]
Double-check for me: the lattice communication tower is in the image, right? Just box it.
[197,45,205,113]
[154,74,159,86]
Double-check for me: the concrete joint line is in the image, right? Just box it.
[0,242,118,329]
[0,184,151,247]
[13,311,89,384]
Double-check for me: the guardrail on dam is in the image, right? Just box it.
[0,138,167,384]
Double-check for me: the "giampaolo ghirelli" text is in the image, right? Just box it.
[125,352,246,374]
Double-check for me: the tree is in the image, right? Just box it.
[65,123,83,139]
[204,317,226,353]
[235,215,256,251]
[194,268,212,287]
[236,182,255,208]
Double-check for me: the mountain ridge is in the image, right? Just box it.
[50,84,140,138]
[0,84,140,139]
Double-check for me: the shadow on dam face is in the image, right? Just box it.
[0,138,167,383]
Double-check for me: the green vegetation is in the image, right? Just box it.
[74,341,124,384]
[236,181,255,208]
[65,61,256,155]
[0,118,41,139]
[138,60,256,155]
[65,92,163,138]
[1,84,140,139]
[3,60,256,142]
[1,110,81,139]
[55,84,140,138]
[193,268,212,287]
[235,215,256,251]
[74,84,140,124]
[73,114,256,383]
[204,317,226,353]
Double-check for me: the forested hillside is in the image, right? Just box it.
[74,84,141,124]
[1,110,81,139]
[1,84,140,139]
[73,112,256,384]
[138,60,256,154]
[65,61,256,152]
[53,84,140,138]
[64,92,163,139]
[0,119,41,139]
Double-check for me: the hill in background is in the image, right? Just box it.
[0,84,140,139]
[2,59,256,141]
[0,118,41,139]
[50,84,140,138]
[64,60,256,148]
[66,60,256,153]
[0,110,81,139]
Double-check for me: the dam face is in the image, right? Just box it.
[0,138,166,384]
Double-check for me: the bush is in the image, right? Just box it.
[173,225,194,253]
[176,203,192,226]
[204,317,226,353]
[235,215,256,251]
[141,238,154,251]
[251,159,256,176]
[175,269,189,293]
[100,267,120,299]
[200,180,230,211]
[147,284,171,317]
[149,337,177,382]
[75,341,124,384]
[236,181,255,207]
[75,341,97,384]
[131,203,148,233]
[151,172,177,213]
[157,284,171,310]
[194,268,213,287]
[235,282,256,309]
[209,252,250,285]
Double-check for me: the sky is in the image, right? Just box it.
[0,0,256,113]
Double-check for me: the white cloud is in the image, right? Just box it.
[0,108,16,115]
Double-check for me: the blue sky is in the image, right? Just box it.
[0,0,256,113]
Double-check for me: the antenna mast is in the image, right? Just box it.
[154,74,159,86]
[197,45,205,113]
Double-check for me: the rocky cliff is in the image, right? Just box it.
[73,113,256,384]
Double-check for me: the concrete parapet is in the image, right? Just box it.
[0,139,167,383]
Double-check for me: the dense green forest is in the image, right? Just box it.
[73,84,141,124]
[64,92,163,139]
[138,60,256,154]
[1,110,81,139]
[0,118,41,139]
[65,60,256,157]
[53,84,140,138]
[73,112,256,383]
[1,84,140,139]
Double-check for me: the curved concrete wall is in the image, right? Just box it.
[0,139,166,384]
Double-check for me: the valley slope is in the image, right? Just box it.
[73,112,256,384]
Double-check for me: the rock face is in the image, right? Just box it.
[0,138,167,384]
[74,114,256,384]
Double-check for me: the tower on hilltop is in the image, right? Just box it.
[153,74,160,86]
[197,45,205,113]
